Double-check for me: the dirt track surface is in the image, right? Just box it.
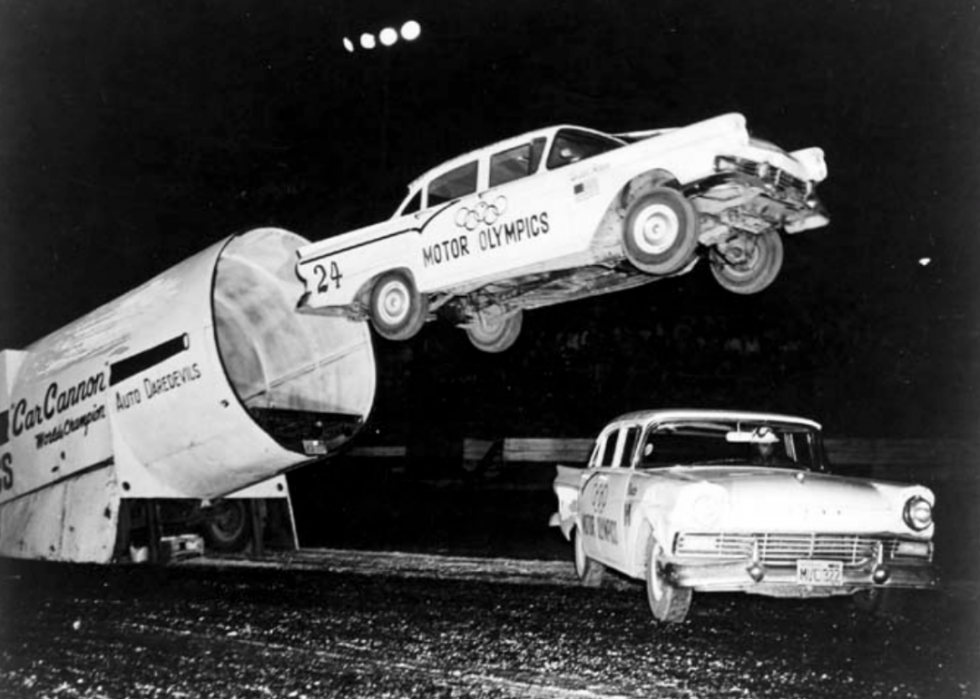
[1,549,978,699]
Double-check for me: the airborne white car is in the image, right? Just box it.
[296,113,829,351]
[551,409,937,623]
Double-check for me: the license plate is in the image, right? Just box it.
[796,559,843,586]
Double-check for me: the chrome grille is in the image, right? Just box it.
[717,157,808,200]
[675,533,918,565]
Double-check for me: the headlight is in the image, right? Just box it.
[903,496,933,531]
[715,155,738,173]
[678,533,720,554]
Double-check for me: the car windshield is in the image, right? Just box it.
[547,129,624,169]
[636,419,823,470]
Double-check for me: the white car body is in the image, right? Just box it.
[296,113,829,351]
[551,409,937,623]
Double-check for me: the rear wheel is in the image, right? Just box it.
[646,537,692,623]
[622,188,699,276]
[710,229,784,294]
[573,527,605,587]
[464,310,523,353]
[369,270,428,341]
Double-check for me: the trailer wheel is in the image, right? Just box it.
[573,527,605,587]
[464,310,523,353]
[646,537,692,623]
[622,188,699,276]
[369,270,428,341]
[710,229,784,295]
[113,500,134,560]
[203,500,252,553]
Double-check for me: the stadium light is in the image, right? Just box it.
[343,20,422,52]
[401,20,421,41]
[380,27,398,46]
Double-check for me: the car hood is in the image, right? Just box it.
[643,466,932,536]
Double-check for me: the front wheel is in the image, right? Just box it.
[573,527,605,587]
[646,537,692,623]
[710,229,784,295]
[622,188,699,276]
[369,270,428,341]
[464,310,523,353]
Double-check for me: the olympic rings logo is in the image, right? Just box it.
[591,481,609,514]
[454,195,508,231]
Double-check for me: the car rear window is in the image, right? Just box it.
[428,161,478,206]
[400,190,422,215]
[599,429,619,467]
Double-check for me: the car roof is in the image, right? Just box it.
[606,408,822,431]
[404,124,626,194]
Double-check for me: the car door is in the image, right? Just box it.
[579,426,618,565]
[468,137,577,277]
[414,130,627,293]
[416,138,569,291]
[412,159,484,291]
[605,423,642,566]
[473,130,623,277]
[579,423,639,568]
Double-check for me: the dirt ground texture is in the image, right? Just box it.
[1,547,978,699]
[2,470,977,698]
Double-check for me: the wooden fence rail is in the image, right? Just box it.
[470,438,980,482]
[350,438,980,482]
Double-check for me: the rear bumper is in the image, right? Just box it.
[668,558,937,596]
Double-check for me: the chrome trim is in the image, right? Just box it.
[714,155,809,201]
[669,557,937,594]
[674,533,933,564]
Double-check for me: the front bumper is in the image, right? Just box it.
[667,558,937,597]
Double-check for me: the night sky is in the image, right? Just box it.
[0,0,977,439]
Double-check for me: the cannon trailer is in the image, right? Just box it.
[0,227,376,563]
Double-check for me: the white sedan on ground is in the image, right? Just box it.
[551,409,937,623]
[297,114,829,351]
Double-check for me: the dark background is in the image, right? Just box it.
[1,0,977,441]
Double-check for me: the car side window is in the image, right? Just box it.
[547,129,622,170]
[618,426,640,467]
[638,431,681,467]
[489,138,546,188]
[599,429,620,467]
[428,161,478,207]
[587,441,601,467]
[399,190,422,216]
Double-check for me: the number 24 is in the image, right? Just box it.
[314,261,343,294]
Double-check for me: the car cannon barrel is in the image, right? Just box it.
[0,227,376,562]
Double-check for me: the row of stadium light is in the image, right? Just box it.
[343,20,422,52]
